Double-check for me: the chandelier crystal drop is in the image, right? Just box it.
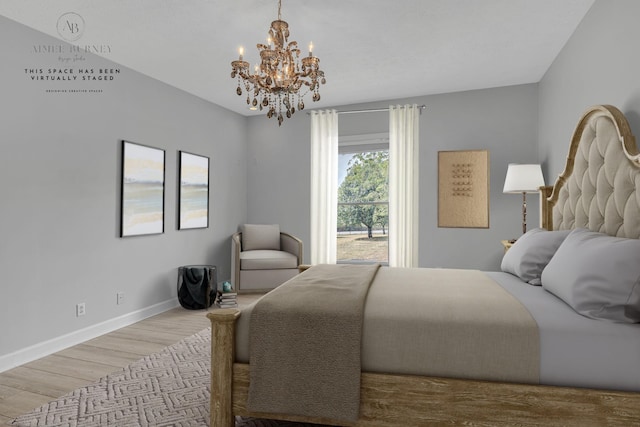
[230,0,326,126]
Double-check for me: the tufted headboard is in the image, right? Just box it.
[540,105,640,238]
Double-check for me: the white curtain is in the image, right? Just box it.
[310,110,339,264]
[389,104,420,267]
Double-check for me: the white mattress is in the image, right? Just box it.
[235,270,640,392]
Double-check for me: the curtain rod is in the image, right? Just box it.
[307,104,427,115]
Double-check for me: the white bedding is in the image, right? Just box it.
[487,271,640,392]
[235,269,640,392]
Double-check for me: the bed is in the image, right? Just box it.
[208,104,640,426]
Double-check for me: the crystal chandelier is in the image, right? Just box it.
[231,0,326,126]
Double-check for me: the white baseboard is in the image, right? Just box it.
[0,299,180,373]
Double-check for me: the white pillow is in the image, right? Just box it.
[241,224,281,251]
[501,228,571,285]
[541,228,640,323]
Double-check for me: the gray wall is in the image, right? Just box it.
[247,84,540,270]
[539,0,640,178]
[246,115,311,241]
[0,17,247,363]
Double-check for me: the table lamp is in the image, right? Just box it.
[503,164,545,235]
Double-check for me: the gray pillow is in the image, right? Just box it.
[501,228,571,285]
[241,224,280,251]
[541,228,640,323]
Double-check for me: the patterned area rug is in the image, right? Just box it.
[11,328,325,427]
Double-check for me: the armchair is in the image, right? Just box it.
[231,224,303,292]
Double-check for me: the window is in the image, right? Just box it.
[337,134,389,264]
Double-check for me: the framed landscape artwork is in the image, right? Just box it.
[178,151,209,230]
[120,141,165,237]
[437,149,489,228]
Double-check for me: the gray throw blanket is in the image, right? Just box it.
[247,263,380,423]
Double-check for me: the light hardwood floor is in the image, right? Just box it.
[0,294,261,425]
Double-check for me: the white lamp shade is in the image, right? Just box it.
[503,164,545,193]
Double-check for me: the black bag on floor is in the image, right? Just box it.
[177,265,217,310]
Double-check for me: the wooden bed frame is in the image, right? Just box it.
[208,105,640,426]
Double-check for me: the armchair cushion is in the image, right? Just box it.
[240,250,298,270]
[242,224,280,251]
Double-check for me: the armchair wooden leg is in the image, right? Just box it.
[208,309,241,427]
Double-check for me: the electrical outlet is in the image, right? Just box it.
[117,292,125,305]
[76,302,86,317]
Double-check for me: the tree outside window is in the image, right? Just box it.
[337,150,389,263]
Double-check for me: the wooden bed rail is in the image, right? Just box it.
[207,309,240,427]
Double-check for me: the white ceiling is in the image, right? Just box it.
[0,0,595,116]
